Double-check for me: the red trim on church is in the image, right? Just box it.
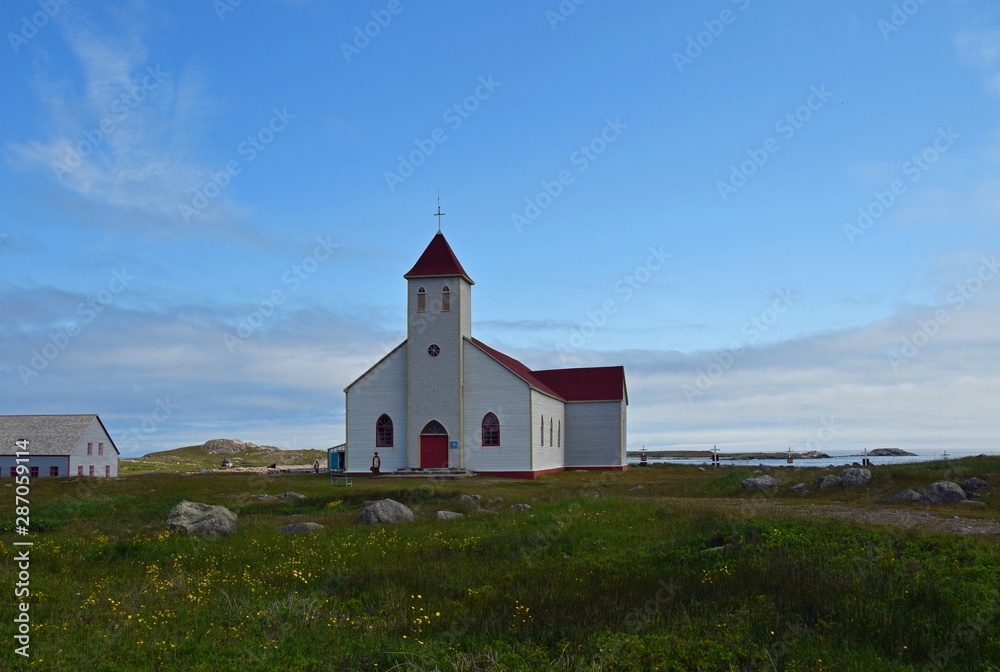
[404,232,475,285]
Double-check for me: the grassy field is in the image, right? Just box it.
[2,457,999,670]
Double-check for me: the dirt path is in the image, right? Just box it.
[667,497,1000,535]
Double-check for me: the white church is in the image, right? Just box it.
[343,230,627,478]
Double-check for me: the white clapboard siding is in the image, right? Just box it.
[530,390,565,471]
[462,340,531,472]
[563,400,626,467]
[73,419,119,476]
[345,343,408,473]
[407,276,463,467]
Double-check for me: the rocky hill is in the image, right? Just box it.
[202,438,279,454]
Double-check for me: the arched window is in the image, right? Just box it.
[420,420,447,435]
[441,285,451,312]
[540,415,544,446]
[558,420,561,448]
[482,412,500,446]
[550,418,553,446]
[417,287,426,313]
[376,414,393,447]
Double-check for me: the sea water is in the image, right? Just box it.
[631,449,996,469]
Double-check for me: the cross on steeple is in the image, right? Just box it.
[434,191,445,232]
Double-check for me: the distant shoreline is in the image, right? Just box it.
[628,448,918,461]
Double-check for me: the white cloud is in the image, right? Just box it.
[5,8,246,236]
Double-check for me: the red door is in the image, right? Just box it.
[420,435,448,468]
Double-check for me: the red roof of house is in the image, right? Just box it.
[533,366,628,403]
[404,232,474,285]
[469,338,627,403]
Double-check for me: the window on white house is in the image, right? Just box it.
[87,442,93,456]
[98,442,104,456]
[558,421,561,448]
[417,287,426,312]
[441,286,451,312]
[550,418,553,446]
[105,465,111,477]
[540,416,544,446]
[78,466,83,476]
[89,466,95,476]
[50,466,59,477]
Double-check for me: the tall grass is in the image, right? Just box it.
[1,461,998,670]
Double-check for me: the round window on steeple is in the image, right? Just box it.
[427,344,440,357]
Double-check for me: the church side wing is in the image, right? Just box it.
[345,342,408,474]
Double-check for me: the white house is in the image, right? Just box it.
[344,231,627,478]
[0,415,120,478]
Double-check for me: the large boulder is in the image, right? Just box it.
[166,500,237,538]
[921,481,967,505]
[961,477,990,494]
[358,499,415,525]
[202,438,278,454]
[841,468,872,487]
[279,522,324,534]
[889,489,923,503]
[815,475,842,490]
[458,494,482,505]
[742,475,778,490]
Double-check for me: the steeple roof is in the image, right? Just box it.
[404,232,474,285]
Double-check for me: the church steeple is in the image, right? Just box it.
[403,232,474,285]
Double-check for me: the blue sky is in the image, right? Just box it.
[2,0,999,457]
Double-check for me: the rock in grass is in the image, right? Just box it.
[889,489,923,503]
[257,495,278,502]
[358,499,415,525]
[458,494,482,505]
[166,500,237,538]
[815,475,841,490]
[921,481,967,505]
[841,468,872,487]
[279,522,324,534]
[742,475,778,490]
[279,492,306,499]
[961,477,990,494]
[435,511,464,520]
[509,503,532,511]
[790,482,806,493]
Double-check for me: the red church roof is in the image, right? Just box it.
[469,338,627,403]
[533,366,628,403]
[404,232,474,285]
